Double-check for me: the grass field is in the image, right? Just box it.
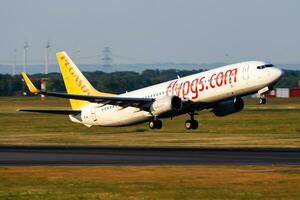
[0,166,300,200]
[0,97,300,199]
[0,96,299,147]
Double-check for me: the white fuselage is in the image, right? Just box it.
[71,61,282,127]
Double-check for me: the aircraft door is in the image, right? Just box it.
[91,106,97,122]
[243,64,249,80]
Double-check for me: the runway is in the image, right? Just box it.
[0,145,300,166]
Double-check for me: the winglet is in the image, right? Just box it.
[21,72,41,94]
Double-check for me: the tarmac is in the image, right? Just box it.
[0,145,299,166]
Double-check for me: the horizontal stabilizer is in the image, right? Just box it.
[18,109,81,115]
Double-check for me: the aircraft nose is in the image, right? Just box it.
[273,68,284,80]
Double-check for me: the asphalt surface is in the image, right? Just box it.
[0,145,300,166]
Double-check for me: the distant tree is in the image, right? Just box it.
[0,69,299,96]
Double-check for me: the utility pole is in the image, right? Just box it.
[23,41,29,73]
[44,41,50,74]
[42,41,51,101]
[12,49,17,76]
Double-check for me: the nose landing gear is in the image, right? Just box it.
[259,97,266,104]
[258,87,269,105]
[259,94,267,104]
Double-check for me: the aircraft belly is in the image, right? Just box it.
[96,108,150,127]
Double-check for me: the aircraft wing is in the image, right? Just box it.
[18,109,81,115]
[21,72,154,109]
[40,91,153,105]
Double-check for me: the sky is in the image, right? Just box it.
[0,0,300,66]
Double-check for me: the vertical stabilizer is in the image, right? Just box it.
[56,51,113,109]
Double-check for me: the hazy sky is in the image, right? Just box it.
[1,0,300,65]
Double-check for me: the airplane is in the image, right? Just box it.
[20,51,283,130]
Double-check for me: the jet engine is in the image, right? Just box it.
[150,96,182,116]
[212,97,244,117]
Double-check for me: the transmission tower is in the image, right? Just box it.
[102,47,112,69]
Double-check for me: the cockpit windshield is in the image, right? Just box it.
[257,64,274,69]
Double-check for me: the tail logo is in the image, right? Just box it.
[60,55,92,95]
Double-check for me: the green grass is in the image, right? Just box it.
[0,96,299,147]
[0,97,300,200]
[0,166,300,200]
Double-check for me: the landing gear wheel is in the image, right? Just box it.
[149,121,156,129]
[185,120,198,130]
[191,120,198,129]
[149,120,163,129]
[155,120,162,129]
[259,98,266,104]
[185,120,193,130]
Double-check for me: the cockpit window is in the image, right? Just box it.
[265,64,274,68]
[257,64,274,69]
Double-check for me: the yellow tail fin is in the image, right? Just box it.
[56,51,114,110]
[21,72,41,94]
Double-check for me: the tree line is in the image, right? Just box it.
[0,69,299,96]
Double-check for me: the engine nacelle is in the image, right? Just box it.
[150,96,182,116]
[212,97,244,117]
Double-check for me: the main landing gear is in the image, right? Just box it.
[149,118,162,129]
[148,112,199,130]
[185,112,198,130]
